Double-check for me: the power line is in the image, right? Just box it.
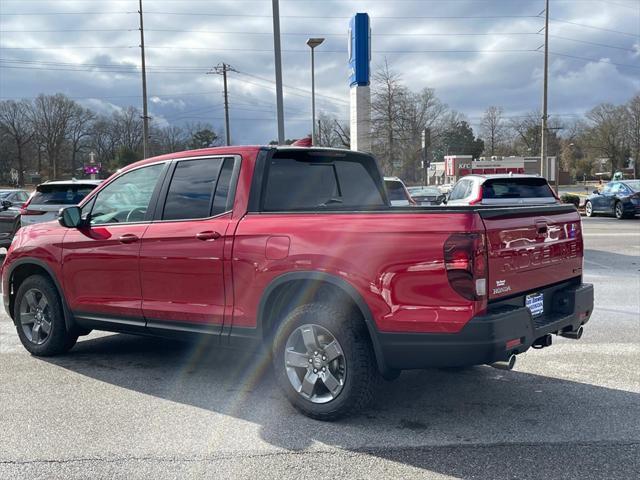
[548,17,639,37]
[0,11,542,19]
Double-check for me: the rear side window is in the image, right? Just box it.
[162,157,235,220]
[31,185,96,205]
[482,178,554,199]
[262,151,386,211]
[385,181,407,201]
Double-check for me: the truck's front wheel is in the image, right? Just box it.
[272,303,379,420]
[14,275,78,356]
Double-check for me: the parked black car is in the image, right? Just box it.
[585,180,640,219]
[0,189,30,248]
[407,186,447,205]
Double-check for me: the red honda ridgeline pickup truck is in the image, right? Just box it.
[1,146,593,419]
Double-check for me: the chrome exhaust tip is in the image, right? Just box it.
[490,354,516,371]
[560,325,584,340]
[532,334,553,349]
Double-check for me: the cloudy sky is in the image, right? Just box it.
[1,0,638,143]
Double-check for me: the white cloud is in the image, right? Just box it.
[1,0,638,143]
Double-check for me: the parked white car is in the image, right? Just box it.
[445,175,558,206]
[20,180,101,227]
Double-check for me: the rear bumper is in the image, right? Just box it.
[377,282,594,370]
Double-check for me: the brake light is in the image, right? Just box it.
[19,197,46,216]
[444,233,487,301]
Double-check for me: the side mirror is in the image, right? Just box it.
[437,194,447,204]
[1,200,12,211]
[58,206,83,228]
[592,190,600,195]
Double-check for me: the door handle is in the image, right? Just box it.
[196,231,221,241]
[118,234,139,244]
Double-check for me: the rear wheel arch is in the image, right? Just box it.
[258,272,390,376]
[7,260,74,331]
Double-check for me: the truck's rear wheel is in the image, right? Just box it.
[14,275,78,356]
[272,303,379,420]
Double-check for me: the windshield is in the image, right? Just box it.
[482,178,555,199]
[0,191,12,199]
[31,184,97,205]
[385,181,408,201]
[411,187,440,196]
[623,180,640,192]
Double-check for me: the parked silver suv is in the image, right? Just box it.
[20,180,101,228]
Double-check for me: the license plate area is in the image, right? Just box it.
[526,293,544,317]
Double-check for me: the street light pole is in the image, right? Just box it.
[272,0,285,145]
[306,38,325,146]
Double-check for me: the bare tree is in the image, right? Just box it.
[316,113,350,148]
[111,106,144,154]
[30,93,77,179]
[68,105,96,176]
[151,125,188,154]
[0,99,35,186]
[626,93,640,177]
[479,106,507,156]
[584,103,629,174]
[372,59,407,173]
[89,116,118,166]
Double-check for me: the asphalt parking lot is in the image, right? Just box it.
[1,216,639,479]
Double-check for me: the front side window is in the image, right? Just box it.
[90,163,164,225]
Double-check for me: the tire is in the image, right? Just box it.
[585,201,595,217]
[13,275,78,356]
[614,201,625,220]
[272,303,380,421]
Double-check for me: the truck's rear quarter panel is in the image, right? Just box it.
[232,212,486,333]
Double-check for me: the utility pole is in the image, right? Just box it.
[208,63,236,146]
[138,0,150,159]
[272,0,285,144]
[422,128,431,185]
[540,0,550,178]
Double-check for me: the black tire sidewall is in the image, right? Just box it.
[14,275,76,356]
[272,303,378,420]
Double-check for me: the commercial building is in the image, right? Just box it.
[426,155,557,185]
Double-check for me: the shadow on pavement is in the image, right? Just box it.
[40,332,640,479]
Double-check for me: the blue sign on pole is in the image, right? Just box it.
[348,13,370,87]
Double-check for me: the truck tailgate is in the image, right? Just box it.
[479,205,583,301]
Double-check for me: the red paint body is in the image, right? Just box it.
[1,146,584,338]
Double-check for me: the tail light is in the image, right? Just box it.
[444,233,487,301]
[19,197,46,216]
